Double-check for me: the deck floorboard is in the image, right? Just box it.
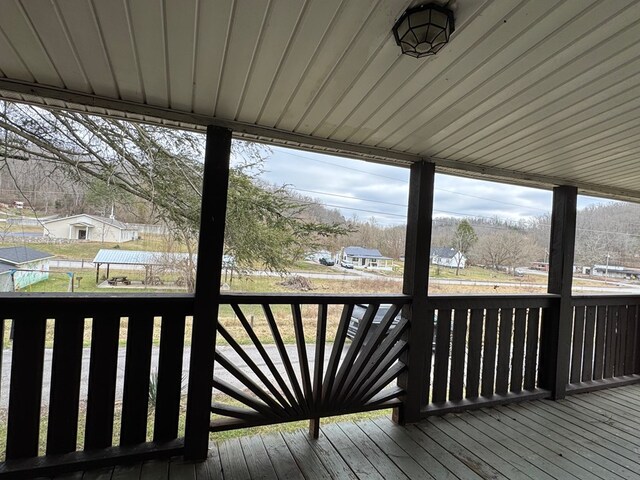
[48,383,640,480]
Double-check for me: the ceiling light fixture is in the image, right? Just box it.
[392,3,455,58]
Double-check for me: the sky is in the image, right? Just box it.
[251,146,611,227]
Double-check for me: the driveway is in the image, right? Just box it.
[0,343,339,409]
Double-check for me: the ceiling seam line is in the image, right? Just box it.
[272,0,350,128]
[87,0,121,100]
[427,1,640,159]
[463,57,640,167]
[433,44,640,160]
[373,0,571,150]
[212,0,236,117]
[122,0,146,105]
[15,0,65,88]
[386,0,601,152]
[291,0,383,133]
[233,0,272,121]
[346,0,526,142]
[253,0,309,124]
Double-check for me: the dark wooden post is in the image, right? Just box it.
[538,185,577,400]
[184,125,232,460]
[394,161,435,424]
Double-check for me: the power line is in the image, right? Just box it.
[287,187,408,208]
[275,149,550,213]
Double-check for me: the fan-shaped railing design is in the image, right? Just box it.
[210,295,411,432]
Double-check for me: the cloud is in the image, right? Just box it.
[260,147,614,226]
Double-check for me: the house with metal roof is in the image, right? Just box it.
[0,246,54,292]
[43,214,138,243]
[341,246,393,271]
[430,247,466,269]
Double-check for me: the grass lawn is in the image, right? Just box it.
[0,233,186,261]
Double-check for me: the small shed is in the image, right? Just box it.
[0,246,54,292]
[92,249,192,284]
[43,214,138,242]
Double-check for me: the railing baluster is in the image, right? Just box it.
[449,309,467,401]
[211,376,277,418]
[570,306,585,384]
[616,305,628,377]
[120,314,154,446]
[85,314,120,450]
[291,304,313,409]
[217,324,290,410]
[636,305,640,374]
[345,317,409,406]
[154,312,187,442]
[337,305,401,406]
[481,309,498,397]
[604,306,616,378]
[593,306,606,380]
[331,304,380,404]
[6,315,46,460]
[230,304,299,413]
[422,308,436,408]
[309,303,327,438]
[582,306,596,382]
[323,304,354,405]
[47,315,85,455]
[351,340,408,407]
[495,308,513,395]
[214,352,286,417]
[465,309,483,399]
[432,309,451,403]
[523,308,540,390]
[624,305,636,375]
[510,308,526,393]
[262,304,306,412]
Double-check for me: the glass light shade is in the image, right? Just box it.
[393,4,455,58]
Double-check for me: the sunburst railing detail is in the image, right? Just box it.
[210,295,411,431]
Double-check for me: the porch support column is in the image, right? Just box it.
[394,160,435,424]
[184,125,232,460]
[539,185,577,400]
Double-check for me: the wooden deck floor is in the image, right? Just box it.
[58,383,640,479]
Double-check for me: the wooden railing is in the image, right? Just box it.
[567,296,640,393]
[3,291,640,477]
[212,293,411,434]
[421,295,557,416]
[0,294,192,476]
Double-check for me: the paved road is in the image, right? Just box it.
[0,343,339,409]
[46,260,640,293]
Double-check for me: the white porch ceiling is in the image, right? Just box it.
[1,0,640,200]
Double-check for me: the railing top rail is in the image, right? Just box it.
[0,292,194,317]
[572,294,640,306]
[426,294,558,309]
[219,292,412,305]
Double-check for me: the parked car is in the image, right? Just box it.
[347,303,438,350]
[340,260,354,269]
[347,304,399,345]
[319,257,335,266]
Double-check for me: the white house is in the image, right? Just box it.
[43,214,138,243]
[0,246,54,292]
[430,247,467,269]
[342,246,393,271]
